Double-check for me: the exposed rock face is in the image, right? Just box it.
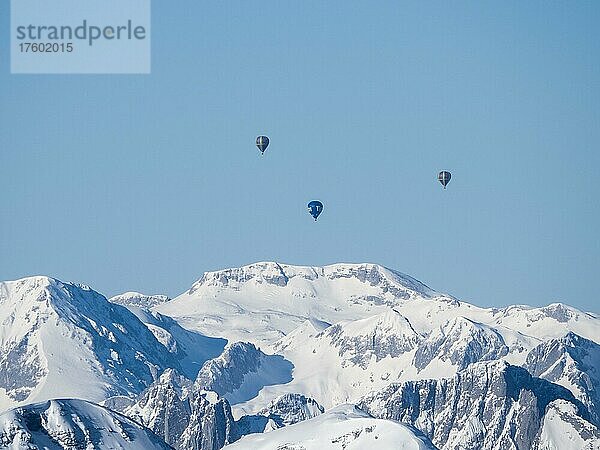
[121,375,324,448]
[189,262,298,291]
[123,369,193,446]
[536,399,600,450]
[195,343,263,393]
[0,399,172,450]
[194,342,293,403]
[525,332,600,426]
[540,304,579,323]
[234,392,326,434]
[324,309,422,368]
[358,361,599,450]
[123,370,238,450]
[256,393,324,427]
[413,317,509,371]
[178,392,238,450]
[0,334,47,402]
[110,291,172,309]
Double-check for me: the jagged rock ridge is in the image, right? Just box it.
[358,361,600,450]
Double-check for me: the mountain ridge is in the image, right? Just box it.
[2,262,599,449]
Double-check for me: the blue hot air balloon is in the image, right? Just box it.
[307,200,323,221]
[256,136,269,155]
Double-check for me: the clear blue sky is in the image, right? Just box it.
[1,2,599,312]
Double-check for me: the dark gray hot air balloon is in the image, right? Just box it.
[256,136,269,155]
[438,171,451,189]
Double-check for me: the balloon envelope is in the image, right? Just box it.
[256,136,269,154]
[307,200,323,221]
[438,171,451,188]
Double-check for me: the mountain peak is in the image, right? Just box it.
[187,261,435,297]
[156,262,447,347]
[110,291,171,309]
[414,316,509,371]
[327,308,419,340]
[0,275,180,411]
[0,399,171,449]
[0,275,110,320]
[322,309,422,368]
[257,393,324,427]
[194,342,293,404]
[1,275,62,301]
[525,331,600,425]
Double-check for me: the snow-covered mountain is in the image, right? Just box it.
[110,292,171,309]
[0,399,172,449]
[358,360,600,450]
[0,277,180,412]
[224,404,438,450]
[155,262,446,345]
[154,262,599,418]
[413,316,508,371]
[525,332,600,426]
[236,393,326,434]
[154,262,599,350]
[256,393,324,428]
[116,364,327,443]
[2,262,599,450]
[194,342,293,405]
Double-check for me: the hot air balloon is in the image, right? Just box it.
[256,136,269,155]
[307,200,323,221]
[438,171,451,189]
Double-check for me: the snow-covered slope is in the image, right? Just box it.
[110,291,171,309]
[491,303,599,342]
[386,299,599,360]
[155,262,444,345]
[0,399,172,449]
[537,399,600,450]
[224,404,437,450]
[240,309,424,412]
[155,262,599,354]
[0,277,179,412]
[325,309,423,369]
[126,306,227,379]
[154,262,599,417]
[238,311,536,412]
